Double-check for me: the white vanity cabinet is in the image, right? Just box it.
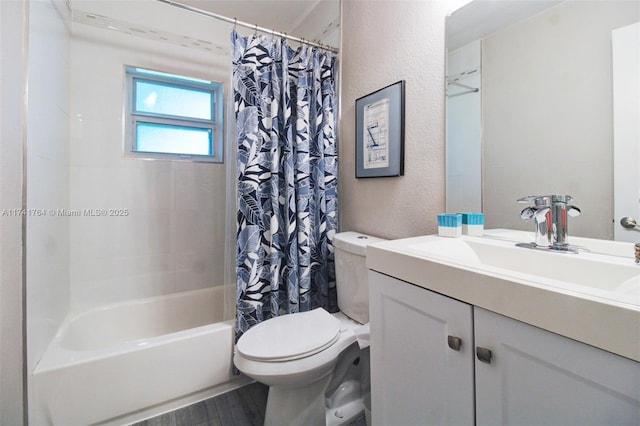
[368,271,475,425]
[369,271,640,426]
[474,307,640,425]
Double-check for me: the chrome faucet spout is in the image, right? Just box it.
[517,195,580,252]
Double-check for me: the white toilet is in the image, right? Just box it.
[233,231,385,426]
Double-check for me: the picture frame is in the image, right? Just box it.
[355,80,405,178]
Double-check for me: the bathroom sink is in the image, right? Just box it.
[481,228,635,258]
[366,231,640,362]
[405,236,640,305]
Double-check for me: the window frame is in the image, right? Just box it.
[124,66,224,163]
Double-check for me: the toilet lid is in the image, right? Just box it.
[236,308,341,361]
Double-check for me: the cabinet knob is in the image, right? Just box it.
[476,347,493,364]
[447,335,462,351]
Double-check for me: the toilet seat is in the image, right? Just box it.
[236,308,341,362]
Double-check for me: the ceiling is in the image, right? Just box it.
[180,0,336,37]
[69,0,340,51]
[446,0,563,50]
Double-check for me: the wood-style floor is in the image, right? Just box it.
[133,382,269,426]
[133,382,368,426]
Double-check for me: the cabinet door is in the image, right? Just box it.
[475,307,640,425]
[369,271,474,425]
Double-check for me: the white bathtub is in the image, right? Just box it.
[33,287,249,426]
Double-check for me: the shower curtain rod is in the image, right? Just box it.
[154,0,339,54]
[447,80,479,92]
[446,90,478,98]
[446,79,479,97]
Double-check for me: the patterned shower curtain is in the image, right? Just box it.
[231,30,339,342]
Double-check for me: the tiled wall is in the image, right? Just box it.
[26,0,71,378]
[67,2,230,311]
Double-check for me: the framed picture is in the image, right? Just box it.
[355,80,405,178]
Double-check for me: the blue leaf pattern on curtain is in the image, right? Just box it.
[232,30,338,342]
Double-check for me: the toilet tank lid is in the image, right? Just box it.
[333,231,387,256]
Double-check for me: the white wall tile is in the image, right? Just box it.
[69,116,125,167]
[68,4,231,310]
[115,209,173,256]
[70,269,178,310]
[69,167,114,209]
[28,156,69,210]
[120,164,175,210]
[26,0,71,378]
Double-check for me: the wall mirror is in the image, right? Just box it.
[445,0,639,241]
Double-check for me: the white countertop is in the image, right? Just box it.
[366,232,640,362]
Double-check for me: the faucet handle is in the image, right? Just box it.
[550,194,573,203]
[520,206,550,221]
[518,195,573,206]
[567,205,581,217]
[520,206,536,220]
[517,195,539,203]
[518,195,551,207]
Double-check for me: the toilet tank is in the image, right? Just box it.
[333,231,387,324]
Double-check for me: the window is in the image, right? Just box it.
[125,66,223,162]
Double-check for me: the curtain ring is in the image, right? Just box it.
[254,23,258,35]
[233,17,237,29]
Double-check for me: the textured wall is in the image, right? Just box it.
[339,0,449,240]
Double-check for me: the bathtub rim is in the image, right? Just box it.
[34,286,234,374]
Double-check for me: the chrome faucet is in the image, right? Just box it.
[517,195,581,252]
